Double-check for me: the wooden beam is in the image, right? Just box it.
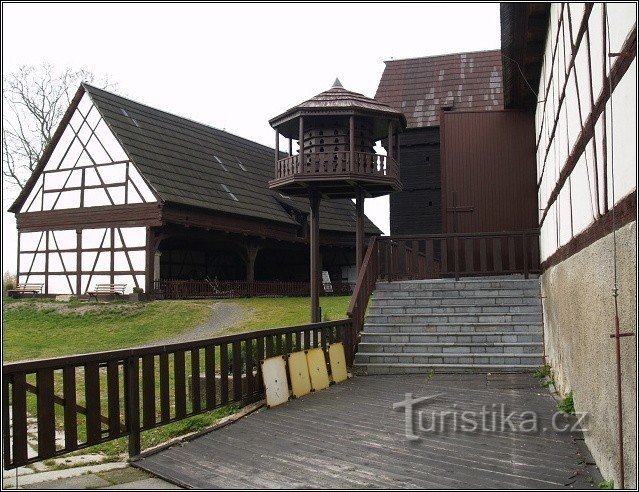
[349,116,355,172]
[309,188,320,323]
[299,117,304,170]
[355,186,365,274]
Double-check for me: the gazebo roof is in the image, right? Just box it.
[270,80,406,138]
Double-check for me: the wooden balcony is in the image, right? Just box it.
[269,151,401,198]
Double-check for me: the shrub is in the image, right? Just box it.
[3,271,16,291]
[598,480,614,489]
[132,287,144,294]
[533,364,552,379]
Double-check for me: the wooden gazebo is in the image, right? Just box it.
[269,79,407,321]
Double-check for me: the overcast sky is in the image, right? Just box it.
[2,2,500,274]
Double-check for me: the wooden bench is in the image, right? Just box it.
[86,283,126,301]
[7,283,44,298]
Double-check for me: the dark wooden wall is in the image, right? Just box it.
[390,127,442,236]
[441,110,538,233]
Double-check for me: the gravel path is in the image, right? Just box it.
[154,301,248,345]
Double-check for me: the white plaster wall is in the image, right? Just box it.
[541,221,637,487]
[536,3,637,261]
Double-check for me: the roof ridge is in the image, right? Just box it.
[384,48,501,64]
[82,82,279,154]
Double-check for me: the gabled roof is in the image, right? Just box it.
[11,84,381,235]
[374,49,504,128]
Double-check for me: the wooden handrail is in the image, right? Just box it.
[346,237,379,361]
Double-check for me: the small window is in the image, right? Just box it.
[120,108,140,128]
[220,183,238,201]
[214,156,228,172]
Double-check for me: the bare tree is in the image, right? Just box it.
[2,63,113,191]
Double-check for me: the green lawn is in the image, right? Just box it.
[221,296,350,334]
[2,298,213,362]
[2,296,351,362]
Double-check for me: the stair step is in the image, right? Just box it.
[364,323,541,334]
[365,313,543,324]
[369,305,541,315]
[373,289,540,299]
[358,342,542,354]
[354,352,544,365]
[372,296,540,306]
[354,363,539,375]
[375,279,539,290]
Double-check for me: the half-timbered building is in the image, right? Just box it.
[9,84,381,296]
[501,2,636,487]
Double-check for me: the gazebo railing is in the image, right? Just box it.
[275,152,398,180]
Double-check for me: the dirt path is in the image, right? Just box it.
[154,301,248,345]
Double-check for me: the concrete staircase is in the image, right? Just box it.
[353,275,544,375]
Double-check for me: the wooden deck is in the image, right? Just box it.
[134,374,600,489]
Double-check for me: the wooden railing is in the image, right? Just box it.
[377,230,540,281]
[2,319,353,470]
[275,152,398,180]
[154,279,353,299]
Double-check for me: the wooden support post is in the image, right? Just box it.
[349,115,356,172]
[299,117,305,170]
[16,231,21,288]
[145,227,155,295]
[309,188,321,323]
[76,229,82,296]
[288,138,293,156]
[44,231,49,294]
[242,244,260,284]
[388,122,394,162]
[355,186,365,275]
[110,228,115,285]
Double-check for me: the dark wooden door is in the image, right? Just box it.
[440,109,538,234]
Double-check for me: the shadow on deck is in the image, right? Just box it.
[133,374,601,489]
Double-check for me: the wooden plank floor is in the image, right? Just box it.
[134,374,601,489]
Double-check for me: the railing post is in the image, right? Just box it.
[453,236,460,281]
[125,356,141,458]
[522,232,529,279]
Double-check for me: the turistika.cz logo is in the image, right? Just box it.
[392,393,587,440]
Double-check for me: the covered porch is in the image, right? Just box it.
[148,224,359,298]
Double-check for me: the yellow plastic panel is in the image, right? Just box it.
[306,348,330,391]
[261,356,289,408]
[328,343,348,383]
[288,351,312,398]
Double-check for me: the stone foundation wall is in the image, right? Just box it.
[541,221,636,487]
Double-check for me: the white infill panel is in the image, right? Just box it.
[261,356,289,408]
